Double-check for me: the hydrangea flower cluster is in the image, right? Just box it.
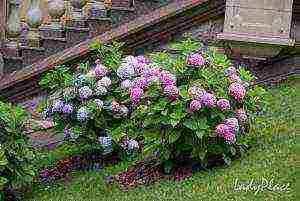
[188,86,205,99]
[76,107,90,122]
[79,86,93,99]
[236,108,247,123]
[215,123,236,143]
[94,63,108,78]
[189,100,202,112]
[188,86,218,112]
[217,98,231,112]
[187,53,205,67]
[52,100,64,112]
[229,82,246,102]
[201,92,217,108]
[62,104,74,114]
[116,55,179,105]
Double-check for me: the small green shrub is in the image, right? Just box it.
[0,102,36,192]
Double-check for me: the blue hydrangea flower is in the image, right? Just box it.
[62,104,74,114]
[117,63,135,79]
[120,79,133,89]
[79,86,93,99]
[77,107,90,122]
[52,100,64,112]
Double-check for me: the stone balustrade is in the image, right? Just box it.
[2,0,117,48]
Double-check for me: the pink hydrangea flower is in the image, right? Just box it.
[130,87,143,105]
[111,100,121,113]
[94,64,108,78]
[163,85,179,100]
[189,100,202,112]
[224,118,239,134]
[187,53,205,66]
[133,77,150,89]
[229,82,246,102]
[217,98,231,112]
[225,66,237,76]
[215,123,236,143]
[201,92,216,108]
[228,73,241,83]
[236,108,248,123]
[160,70,176,86]
[188,86,206,100]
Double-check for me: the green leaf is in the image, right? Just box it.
[0,150,8,166]
[152,99,168,111]
[167,130,181,143]
[183,118,198,131]
[163,160,173,175]
[195,129,206,139]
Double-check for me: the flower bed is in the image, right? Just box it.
[39,38,267,187]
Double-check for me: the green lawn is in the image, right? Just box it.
[25,77,299,201]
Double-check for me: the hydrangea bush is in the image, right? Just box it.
[40,38,267,172]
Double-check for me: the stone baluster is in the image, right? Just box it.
[6,0,21,44]
[40,0,66,38]
[65,0,88,28]
[0,0,7,42]
[4,0,22,58]
[88,0,106,19]
[41,0,52,25]
[26,0,43,47]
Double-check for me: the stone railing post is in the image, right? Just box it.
[0,0,7,43]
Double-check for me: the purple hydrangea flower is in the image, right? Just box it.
[189,100,202,112]
[224,118,239,134]
[142,67,161,78]
[236,108,247,123]
[136,55,150,64]
[52,100,64,112]
[97,76,112,88]
[76,107,90,122]
[163,85,179,100]
[117,63,135,79]
[160,70,176,86]
[229,82,246,102]
[215,123,236,143]
[133,77,150,89]
[94,64,108,78]
[120,79,133,89]
[187,53,205,66]
[201,92,216,108]
[79,86,93,99]
[42,107,53,119]
[217,98,231,112]
[62,104,74,114]
[130,87,143,105]
[188,86,206,100]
